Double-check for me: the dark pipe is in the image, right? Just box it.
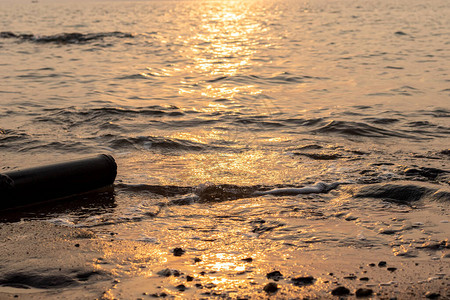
[0,154,117,210]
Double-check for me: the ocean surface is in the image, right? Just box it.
[0,0,449,297]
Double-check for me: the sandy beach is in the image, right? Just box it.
[1,183,448,299]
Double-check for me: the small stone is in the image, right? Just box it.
[175,284,186,292]
[263,282,278,293]
[173,247,185,256]
[195,283,203,288]
[75,244,80,247]
[331,286,350,296]
[186,275,194,282]
[241,257,253,262]
[378,261,387,267]
[368,263,375,267]
[387,267,397,272]
[266,271,283,281]
[344,274,357,280]
[356,288,373,297]
[425,292,440,299]
[193,257,202,263]
[359,277,369,281]
[157,268,180,277]
[292,276,315,286]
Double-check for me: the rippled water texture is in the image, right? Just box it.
[0,0,449,298]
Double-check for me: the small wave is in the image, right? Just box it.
[355,183,450,203]
[423,109,450,118]
[117,182,341,206]
[0,129,30,149]
[0,31,133,44]
[202,72,327,85]
[36,106,184,126]
[363,118,400,125]
[17,141,91,153]
[313,120,415,138]
[104,135,210,152]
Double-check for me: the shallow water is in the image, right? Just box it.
[0,0,449,297]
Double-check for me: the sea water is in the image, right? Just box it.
[0,0,449,297]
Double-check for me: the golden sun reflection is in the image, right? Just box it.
[175,0,268,101]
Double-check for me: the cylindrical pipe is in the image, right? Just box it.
[0,154,117,209]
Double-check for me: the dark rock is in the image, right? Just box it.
[241,257,253,262]
[344,274,357,280]
[425,292,440,299]
[157,269,180,277]
[356,288,373,297]
[195,283,203,288]
[151,292,168,298]
[291,276,315,286]
[263,282,278,293]
[186,275,194,282]
[173,247,185,256]
[74,244,80,248]
[439,149,450,156]
[193,257,202,263]
[387,267,397,272]
[378,261,387,267]
[359,277,369,281]
[395,31,407,35]
[368,263,375,267]
[331,286,350,296]
[175,284,186,291]
[266,271,283,281]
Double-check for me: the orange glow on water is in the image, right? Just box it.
[172,1,268,100]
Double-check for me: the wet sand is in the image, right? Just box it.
[0,204,448,300]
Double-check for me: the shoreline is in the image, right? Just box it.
[0,209,448,299]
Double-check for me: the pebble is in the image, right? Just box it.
[387,267,397,272]
[291,276,315,285]
[157,268,180,277]
[380,281,397,286]
[241,257,253,262]
[355,288,373,297]
[193,257,202,263]
[425,292,440,299]
[266,271,283,281]
[173,247,185,256]
[263,282,278,293]
[175,284,187,292]
[359,277,369,281]
[331,286,350,296]
[378,261,387,267]
[186,275,194,282]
